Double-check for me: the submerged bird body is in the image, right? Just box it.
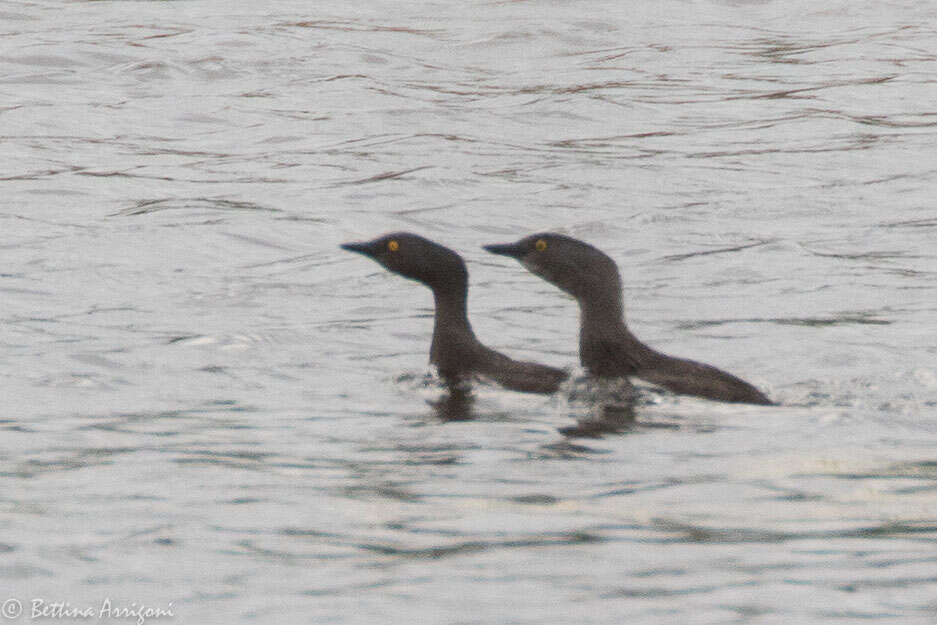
[484,233,772,405]
[341,233,567,394]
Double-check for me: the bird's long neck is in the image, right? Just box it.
[431,283,472,335]
[577,290,659,374]
[579,291,624,331]
[429,280,479,377]
[570,264,627,334]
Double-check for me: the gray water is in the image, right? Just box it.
[2,0,937,623]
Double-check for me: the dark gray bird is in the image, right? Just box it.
[484,233,772,405]
[341,233,568,394]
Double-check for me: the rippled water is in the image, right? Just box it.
[2,0,937,623]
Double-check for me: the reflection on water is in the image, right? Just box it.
[2,0,937,623]
[428,388,476,422]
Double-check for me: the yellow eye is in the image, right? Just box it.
[388,240,399,252]
[535,239,547,252]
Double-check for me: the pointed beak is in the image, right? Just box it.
[340,240,379,258]
[482,241,526,259]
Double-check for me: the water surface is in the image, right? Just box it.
[1,0,936,623]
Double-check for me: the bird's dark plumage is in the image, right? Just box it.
[484,233,773,405]
[341,233,567,394]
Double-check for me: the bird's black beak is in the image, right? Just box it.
[482,241,526,259]
[340,240,379,258]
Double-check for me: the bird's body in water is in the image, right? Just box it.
[484,233,773,405]
[341,233,568,394]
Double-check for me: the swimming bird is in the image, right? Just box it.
[341,233,568,394]
[483,233,772,405]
